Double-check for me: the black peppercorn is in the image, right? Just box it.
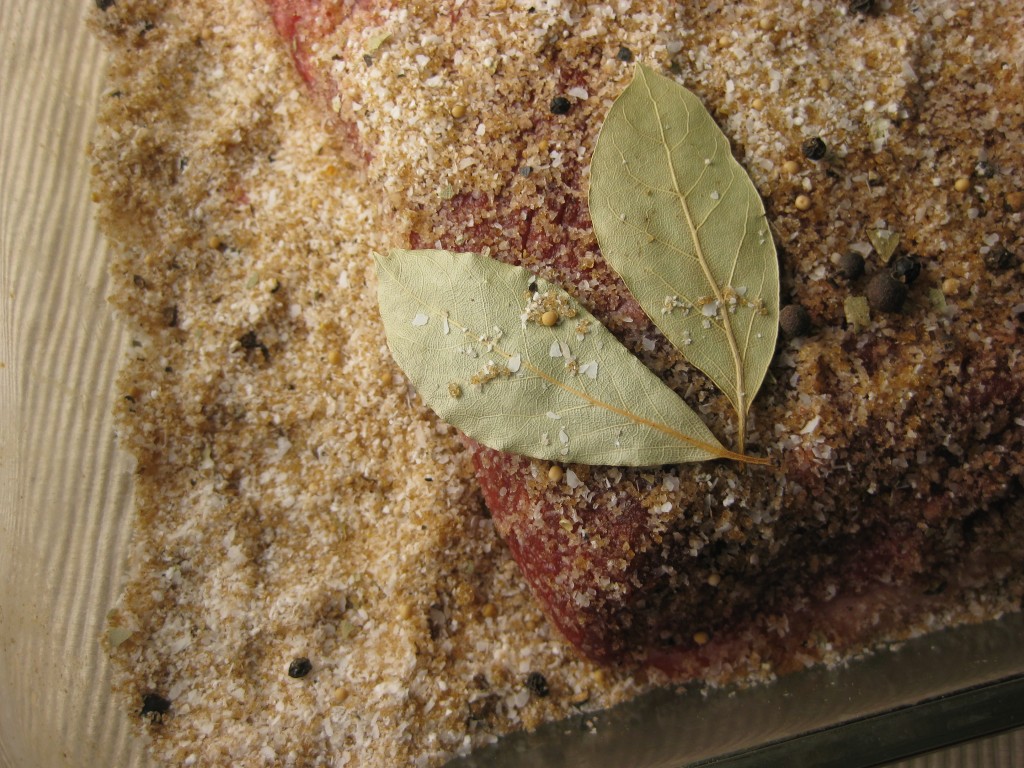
[975,160,997,178]
[163,305,179,328]
[779,304,812,338]
[891,254,921,284]
[616,46,634,62]
[866,272,907,313]
[984,247,1016,272]
[549,96,571,115]
[801,137,827,161]
[239,330,270,360]
[520,165,533,177]
[140,692,171,721]
[849,0,873,14]
[95,0,115,9]
[525,672,549,697]
[288,657,313,678]
[837,252,865,279]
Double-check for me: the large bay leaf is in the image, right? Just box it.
[374,249,762,467]
[589,64,779,450]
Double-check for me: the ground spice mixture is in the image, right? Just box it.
[89,0,1023,766]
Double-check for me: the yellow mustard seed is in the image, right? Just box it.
[1005,191,1024,211]
[548,465,564,483]
[795,194,812,211]
[327,349,342,366]
[450,103,467,119]
[481,603,497,619]
[693,631,710,646]
[953,177,971,193]
[706,573,722,587]
[540,309,559,327]
[782,159,799,175]
[751,97,765,110]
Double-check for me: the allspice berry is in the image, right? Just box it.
[866,272,907,313]
[779,304,812,337]
[837,251,865,279]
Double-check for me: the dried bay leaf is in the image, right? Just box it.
[374,249,761,467]
[590,64,779,452]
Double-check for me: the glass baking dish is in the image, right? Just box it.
[451,615,1024,767]
[1,3,1021,768]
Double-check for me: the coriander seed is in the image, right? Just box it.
[794,194,812,211]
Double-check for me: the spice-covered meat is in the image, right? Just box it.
[263,0,1024,674]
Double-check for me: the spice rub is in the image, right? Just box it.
[90,0,1024,766]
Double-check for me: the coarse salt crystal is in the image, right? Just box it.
[801,415,821,435]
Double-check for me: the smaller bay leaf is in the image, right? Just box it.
[374,249,758,467]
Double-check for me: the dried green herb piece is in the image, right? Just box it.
[375,249,763,467]
[868,228,900,264]
[589,64,779,452]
